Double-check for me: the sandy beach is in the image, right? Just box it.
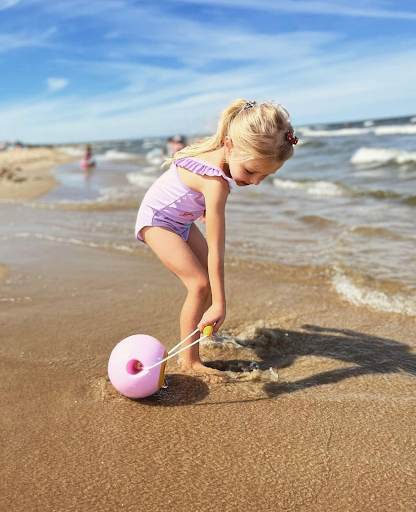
[0,147,78,200]
[1,150,415,511]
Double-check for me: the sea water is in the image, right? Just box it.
[3,114,416,317]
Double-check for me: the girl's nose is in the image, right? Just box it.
[251,175,262,185]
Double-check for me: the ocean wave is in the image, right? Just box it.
[22,201,131,211]
[21,186,142,211]
[404,196,416,206]
[373,124,416,135]
[96,185,142,203]
[351,147,416,167]
[349,225,406,241]
[96,150,138,161]
[14,232,138,254]
[273,178,346,197]
[332,272,416,317]
[58,146,84,156]
[299,215,338,227]
[298,127,372,137]
[145,148,166,166]
[273,177,404,201]
[126,171,160,188]
[295,138,325,148]
[297,123,416,138]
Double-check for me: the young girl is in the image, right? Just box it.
[135,99,298,382]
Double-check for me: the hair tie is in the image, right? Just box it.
[239,101,256,114]
[286,129,298,145]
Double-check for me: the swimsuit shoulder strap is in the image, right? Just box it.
[174,157,233,191]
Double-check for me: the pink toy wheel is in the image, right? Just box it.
[108,334,168,398]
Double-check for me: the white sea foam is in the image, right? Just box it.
[332,273,416,317]
[14,232,136,253]
[145,148,166,166]
[373,124,416,135]
[58,146,84,156]
[298,123,416,137]
[96,186,141,203]
[0,297,32,303]
[351,147,416,166]
[126,172,159,188]
[411,116,416,123]
[298,127,372,137]
[363,120,374,127]
[96,150,137,161]
[273,178,345,197]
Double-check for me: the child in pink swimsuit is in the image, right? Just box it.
[135,99,298,382]
[136,157,233,243]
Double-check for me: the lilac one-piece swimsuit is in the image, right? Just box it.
[135,157,233,243]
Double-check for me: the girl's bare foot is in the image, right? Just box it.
[180,360,232,383]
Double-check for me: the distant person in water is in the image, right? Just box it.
[80,144,96,175]
[85,144,92,161]
[167,135,187,157]
[81,144,95,168]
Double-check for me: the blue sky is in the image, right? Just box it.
[1,0,416,144]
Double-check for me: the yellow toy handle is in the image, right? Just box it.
[144,325,215,371]
[203,325,214,337]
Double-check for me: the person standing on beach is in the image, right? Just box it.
[167,135,187,156]
[135,99,298,382]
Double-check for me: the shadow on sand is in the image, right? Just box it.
[133,325,415,406]
[205,324,416,398]
[136,374,210,406]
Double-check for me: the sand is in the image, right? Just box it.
[0,151,415,511]
[0,147,78,200]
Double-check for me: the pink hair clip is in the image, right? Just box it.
[286,130,298,145]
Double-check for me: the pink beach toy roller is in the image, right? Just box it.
[108,326,214,399]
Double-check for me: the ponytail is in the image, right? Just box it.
[166,99,295,164]
[166,99,246,163]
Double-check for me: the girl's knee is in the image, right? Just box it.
[187,276,211,298]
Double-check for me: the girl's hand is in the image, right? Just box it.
[198,303,226,335]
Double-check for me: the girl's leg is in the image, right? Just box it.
[182,223,214,366]
[186,223,212,312]
[141,225,227,382]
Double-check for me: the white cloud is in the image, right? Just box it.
[1,38,415,143]
[1,0,415,142]
[175,0,416,20]
[0,0,21,10]
[0,27,56,53]
[24,0,127,18]
[47,77,69,92]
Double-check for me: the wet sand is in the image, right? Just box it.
[1,156,415,511]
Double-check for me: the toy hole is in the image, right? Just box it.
[126,359,143,375]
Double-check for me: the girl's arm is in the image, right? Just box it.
[197,176,229,334]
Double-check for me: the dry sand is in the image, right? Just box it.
[0,147,78,200]
[0,151,415,511]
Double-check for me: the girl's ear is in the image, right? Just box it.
[224,135,233,149]
[224,136,233,158]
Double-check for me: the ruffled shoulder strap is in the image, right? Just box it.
[174,157,233,191]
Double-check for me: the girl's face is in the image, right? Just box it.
[224,138,283,186]
[228,157,283,186]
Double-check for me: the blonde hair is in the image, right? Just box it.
[167,99,295,164]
